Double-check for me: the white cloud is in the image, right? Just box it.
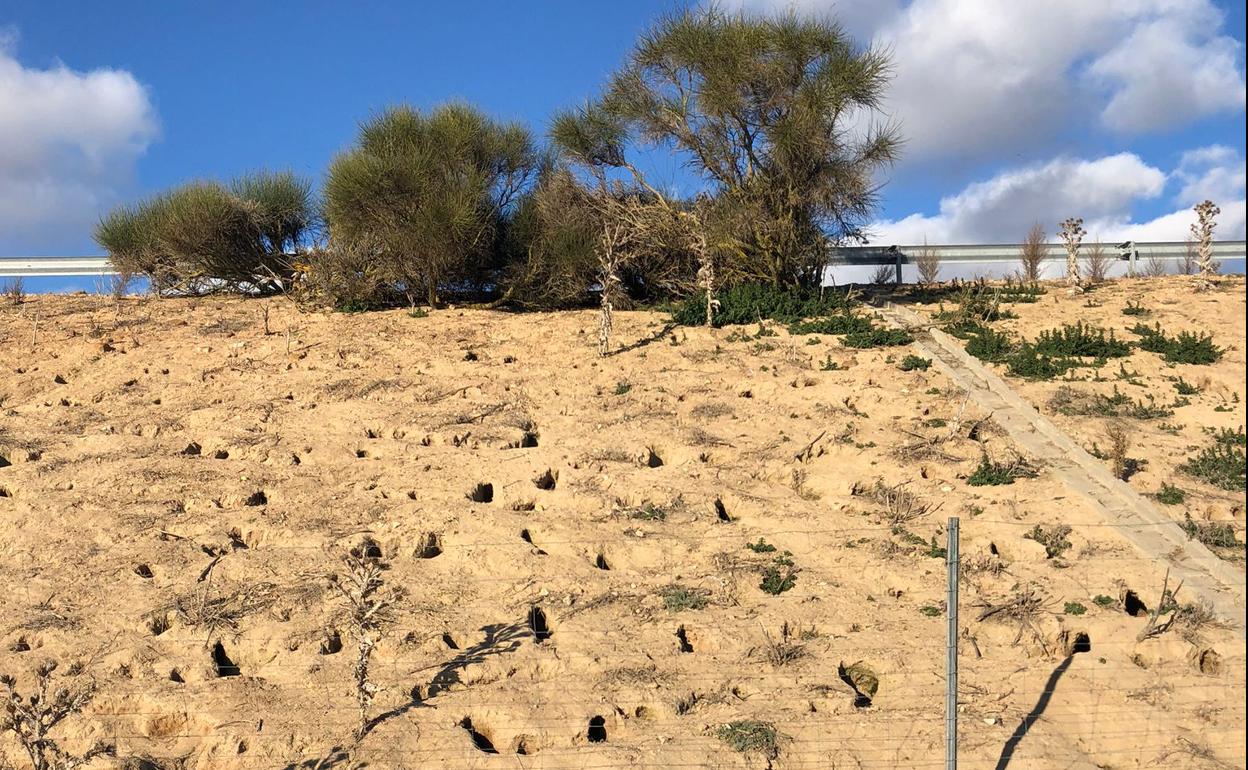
[725,0,1246,159]
[0,31,158,250]
[870,147,1246,244]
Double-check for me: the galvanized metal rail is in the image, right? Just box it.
[2,241,1244,279]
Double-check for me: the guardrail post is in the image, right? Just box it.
[894,249,904,286]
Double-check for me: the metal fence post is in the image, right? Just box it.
[894,249,904,286]
[947,516,960,770]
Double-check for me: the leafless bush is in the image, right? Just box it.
[1019,223,1046,281]
[329,548,402,741]
[1,661,113,770]
[1084,240,1113,283]
[869,263,895,286]
[1181,238,1198,275]
[914,241,941,285]
[1142,254,1169,278]
[857,479,941,525]
[977,585,1052,653]
[2,278,25,307]
[1105,421,1131,480]
[754,623,809,667]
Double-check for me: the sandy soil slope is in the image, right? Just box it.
[1,288,1243,770]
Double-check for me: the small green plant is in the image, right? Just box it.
[1006,344,1079,380]
[629,503,667,521]
[659,584,710,611]
[670,283,854,327]
[842,327,913,348]
[1172,377,1201,395]
[759,553,799,595]
[968,454,1037,486]
[613,381,632,396]
[1121,300,1149,316]
[1154,483,1186,505]
[745,538,777,553]
[820,355,841,371]
[715,720,780,760]
[898,355,932,372]
[1063,601,1087,615]
[919,604,943,617]
[1025,524,1073,559]
[1093,594,1115,607]
[406,307,429,318]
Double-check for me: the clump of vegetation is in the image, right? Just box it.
[1006,344,1080,380]
[671,284,854,327]
[1025,524,1073,559]
[1172,377,1201,395]
[1048,386,1175,420]
[1181,513,1241,552]
[842,327,913,349]
[1121,300,1149,316]
[660,584,710,611]
[1,661,114,770]
[998,278,1046,302]
[759,553,799,595]
[629,503,667,521]
[898,355,932,372]
[716,720,780,760]
[820,355,842,371]
[1093,594,1116,607]
[1180,430,1246,491]
[613,381,632,396]
[1130,323,1223,364]
[1063,601,1087,616]
[968,453,1038,486]
[1154,483,1186,505]
[745,538,777,553]
[1032,322,1130,359]
[963,326,1015,363]
[919,604,943,617]
[788,309,875,336]
[96,171,314,295]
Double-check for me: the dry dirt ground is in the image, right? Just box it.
[0,285,1244,770]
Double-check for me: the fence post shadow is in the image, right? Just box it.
[993,653,1077,770]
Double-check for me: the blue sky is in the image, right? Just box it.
[2,0,1245,263]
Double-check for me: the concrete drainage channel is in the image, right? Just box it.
[880,301,1246,638]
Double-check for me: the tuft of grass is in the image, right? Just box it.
[898,354,932,372]
[613,381,632,396]
[1032,322,1131,359]
[1154,483,1186,505]
[968,454,1037,486]
[716,720,780,759]
[660,584,709,611]
[842,327,913,349]
[1025,524,1073,559]
[629,503,667,521]
[1130,323,1223,365]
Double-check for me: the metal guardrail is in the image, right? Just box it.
[2,241,1245,279]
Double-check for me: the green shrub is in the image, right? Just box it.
[964,327,1015,363]
[788,309,875,336]
[1093,594,1115,607]
[1032,322,1130,358]
[1063,601,1087,615]
[842,327,913,348]
[998,278,1046,302]
[1121,300,1149,316]
[671,283,853,327]
[1048,385,1174,419]
[1173,377,1201,395]
[898,355,932,372]
[745,538,777,553]
[759,553,798,595]
[1154,483,1186,505]
[1181,439,1246,491]
[1006,344,1079,380]
[1130,323,1223,364]
[919,605,943,617]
